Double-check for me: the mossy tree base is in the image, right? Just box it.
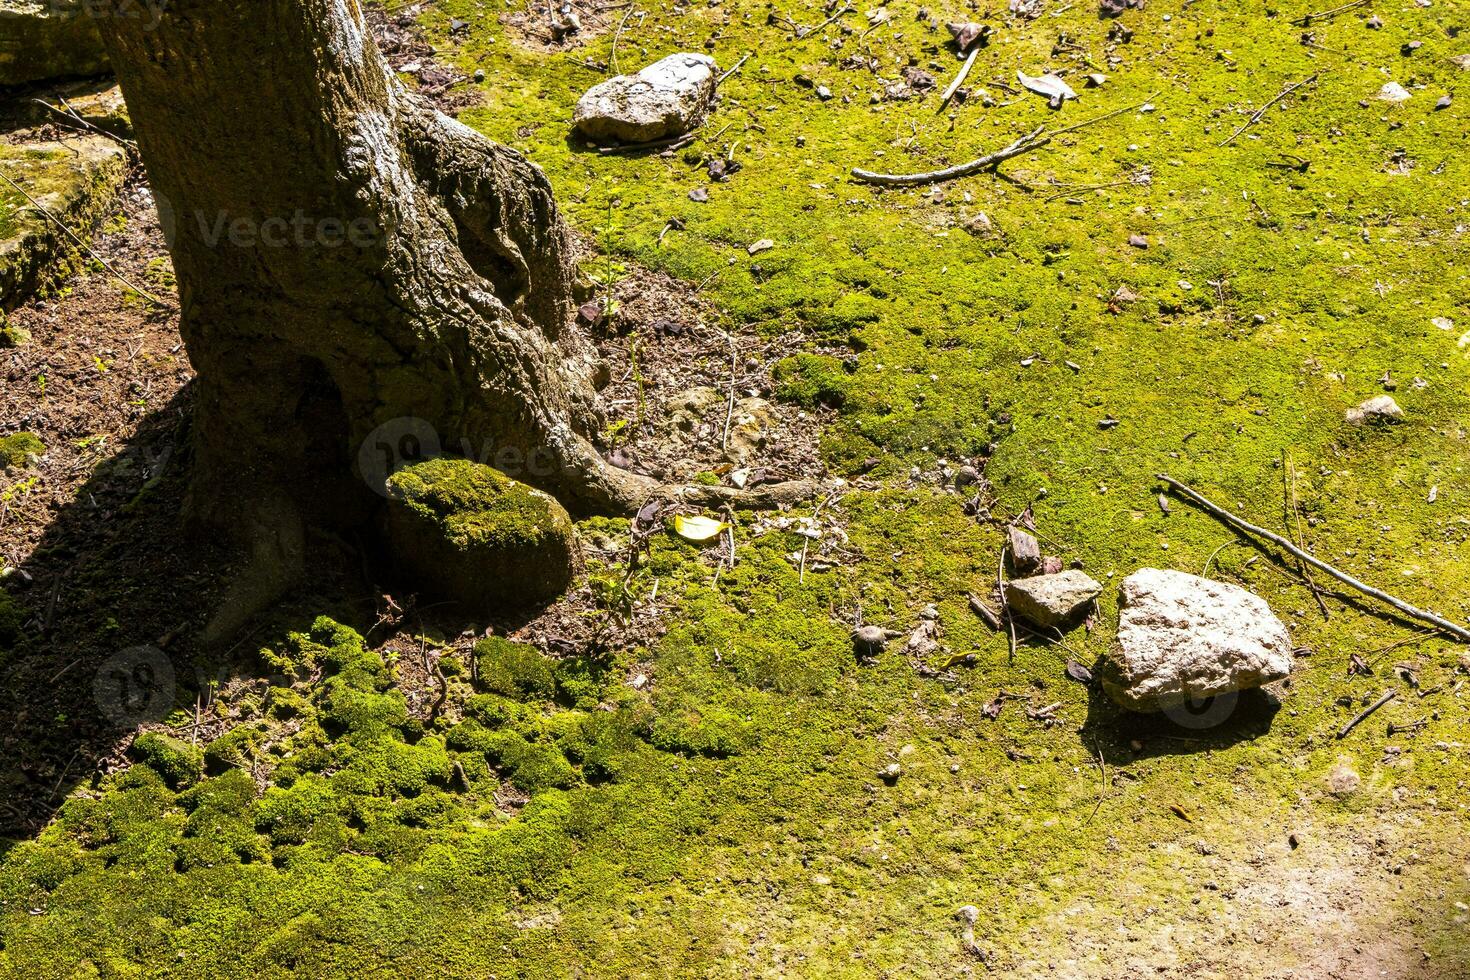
[98,0,670,600]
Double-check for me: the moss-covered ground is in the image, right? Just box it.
[2,0,1469,975]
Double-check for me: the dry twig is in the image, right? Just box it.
[1218,73,1320,147]
[1292,0,1369,25]
[939,47,981,109]
[1160,474,1470,643]
[1337,689,1396,739]
[851,94,1157,187]
[0,169,173,309]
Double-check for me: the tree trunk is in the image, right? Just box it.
[98,0,813,631]
[100,0,657,531]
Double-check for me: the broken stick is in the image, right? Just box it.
[938,47,980,110]
[1159,474,1470,643]
[795,4,854,38]
[851,93,1157,187]
[0,169,173,310]
[1337,689,1396,739]
[1291,0,1369,26]
[1218,73,1320,147]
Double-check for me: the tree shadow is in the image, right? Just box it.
[0,381,572,848]
[1,384,219,844]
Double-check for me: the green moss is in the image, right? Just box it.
[129,733,203,790]
[461,692,537,732]
[550,655,610,710]
[483,732,579,793]
[772,352,852,409]
[177,769,258,816]
[0,317,30,348]
[265,685,311,720]
[473,636,556,701]
[554,708,644,782]
[203,723,267,773]
[329,738,452,798]
[386,457,567,552]
[646,703,750,758]
[0,432,44,468]
[7,1,1470,974]
[255,773,338,847]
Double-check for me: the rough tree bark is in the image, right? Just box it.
[97,0,811,628]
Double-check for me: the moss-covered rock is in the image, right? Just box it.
[202,724,266,774]
[385,457,577,613]
[773,353,852,409]
[0,431,43,468]
[129,733,203,791]
[1,136,128,311]
[473,636,557,701]
[0,1,109,87]
[0,315,29,348]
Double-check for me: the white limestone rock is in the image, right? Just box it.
[1104,568,1293,712]
[573,53,718,144]
[1345,395,1403,425]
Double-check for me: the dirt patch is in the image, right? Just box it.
[366,2,484,116]
[0,178,827,840]
[499,0,620,58]
[0,181,241,837]
[587,246,832,491]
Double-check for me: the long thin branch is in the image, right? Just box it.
[0,169,173,310]
[1159,474,1470,643]
[1218,73,1320,147]
[795,4,854,38]
[609,5,635,74]
[32,97,138,152]
[1292,0,1369,26]
[998,541,1017,664]
[851,93,1157,187]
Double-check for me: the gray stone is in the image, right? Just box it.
[0,1,109,87]
[724,396,776,463]
[1345,394,1403,425]
[573,53,718,144]
[1007,525,1042,576]
[852,624,900,659]
[1103,568,1293,712]
[1004,570,1102,629]
[665,385,722,432]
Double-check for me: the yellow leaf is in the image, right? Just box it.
[671,514,729,542]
